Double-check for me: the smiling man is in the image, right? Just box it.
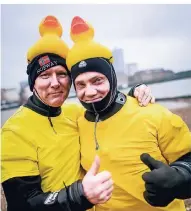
[69,56,191,211]
[2,52,115,211]
[66,16,191,211]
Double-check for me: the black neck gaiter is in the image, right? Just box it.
[24,93,61,117]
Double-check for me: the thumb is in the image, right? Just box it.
[87,155,100,176]
[140,153,163,170]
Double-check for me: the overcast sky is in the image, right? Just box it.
[1,4,191,88]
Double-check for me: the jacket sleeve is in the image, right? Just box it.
[157,108,191,163]
[2,175,93,211]
[128,84,143,97]
[156,107,191,199]
[170,152,191,199]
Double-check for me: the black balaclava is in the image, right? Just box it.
[27,53,70,91]
[71,57,118,114]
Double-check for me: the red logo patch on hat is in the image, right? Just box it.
[38,55,50,67]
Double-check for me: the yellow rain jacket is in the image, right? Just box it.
[79,96,191,211]
[1,103,84,192]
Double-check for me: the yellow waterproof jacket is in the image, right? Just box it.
[79,96,191,211]
[1,103,84,192]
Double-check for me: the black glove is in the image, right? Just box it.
[140,153,186,207]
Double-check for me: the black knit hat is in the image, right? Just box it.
[27,53,70,91]
[71,57,118,113]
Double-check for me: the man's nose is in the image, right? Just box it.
[50,74,60,88]
[85,85,97,97]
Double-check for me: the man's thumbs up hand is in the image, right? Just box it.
[82,155,113,205]
[140,153,164,170]
[86,155,100,176]
[140,153,181,207]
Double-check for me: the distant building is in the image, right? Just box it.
[116,72,128,88]
[134,68,174,82]
[128,68,175,86]
[1,88,20,105]
[19,81,31,104]
[112,48,125,73]
[126,63,138,76]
